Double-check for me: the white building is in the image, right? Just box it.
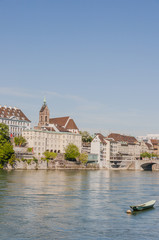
[90,133,110,167]
[22,129,82,158]
[0,105,31,137]
[91,133,142,168]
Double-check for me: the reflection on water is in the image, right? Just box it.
[0,170,159,239]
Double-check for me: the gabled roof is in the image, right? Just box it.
[65,118,78,130]
[145,142,153,149]
[0,105,31,122]
[107,133,137,143]
[49,116,69,126]
[49,116,79,131]
[94,133,107,144]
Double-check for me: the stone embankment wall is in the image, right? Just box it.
[4,159,99,170]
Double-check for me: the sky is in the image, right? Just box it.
[0,0,159,136]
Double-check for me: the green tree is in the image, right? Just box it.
[43,151,57,161]
[140,152,151,158]
[0,123,15,168]
[140,152,158,159]
[14,136,27,146]
[80,131,93,143]
[78,153,88,165]
[151,153,158,158]
[65,143,80,161]
[0,123,10,144]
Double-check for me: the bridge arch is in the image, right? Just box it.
[141,162,156,171]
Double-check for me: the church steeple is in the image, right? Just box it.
[38,98,50,127]
[43,96,46,106]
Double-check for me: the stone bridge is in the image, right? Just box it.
[135,159,159,170]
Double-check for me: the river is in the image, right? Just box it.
[0,169,159,240]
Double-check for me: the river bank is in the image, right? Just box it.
[3,159,99,170]
[3,158,159,170]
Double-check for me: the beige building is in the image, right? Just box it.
[22,129,82,158]
[22,99,81,158]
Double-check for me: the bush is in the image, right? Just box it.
[27,148,33,152]
[27,159,32,165]
[33,157,38,163]
[65,143,80,161]
[79,153,88,165]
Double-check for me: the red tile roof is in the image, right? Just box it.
[107,133,137,143]
[65,119,78,130]
[95,133,107,144]
[49,116,79,131]
[49,116,69,126]
[0,106,31,122]
[150,139,159,145]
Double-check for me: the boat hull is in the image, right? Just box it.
[130,200,156,211]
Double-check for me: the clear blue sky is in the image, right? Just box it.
[0,0,159,136]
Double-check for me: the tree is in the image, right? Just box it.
[140,152,151,158]
[65,143,80,161]
[140,152,158,159]
[0,123,15,168]
[14,136,27,146]
[43,151,57,161]
[0,123,10,144]
[80,131,93,143]
[78,153,88,165]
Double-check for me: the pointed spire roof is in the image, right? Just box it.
[40,98,48,112]
[43,96,46,105]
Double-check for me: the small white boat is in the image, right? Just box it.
[130,200,156,211]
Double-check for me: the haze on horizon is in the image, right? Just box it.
[0,0,159,137]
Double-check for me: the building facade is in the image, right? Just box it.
[22,129,82,158]
[91,133,142,168]
[0,105,31,137]
[22,99,82,158]
[36,99,79,134]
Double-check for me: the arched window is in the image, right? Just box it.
[45,116,47,122]
[41,116,43,122]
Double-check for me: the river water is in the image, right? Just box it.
[0,170,159,240]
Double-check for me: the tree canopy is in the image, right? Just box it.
[80,131,93,143]
[43,151,57,161]
[140,152,158,159]
[0,123,15,168]
[14,136,27,146]
[0,123,10,144]
[65,143,80,161]
[78,152,88,165]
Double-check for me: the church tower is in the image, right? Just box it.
[38,97,50,127]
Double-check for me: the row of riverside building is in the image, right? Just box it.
[0,100,159,168]
[0,99,81,158]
